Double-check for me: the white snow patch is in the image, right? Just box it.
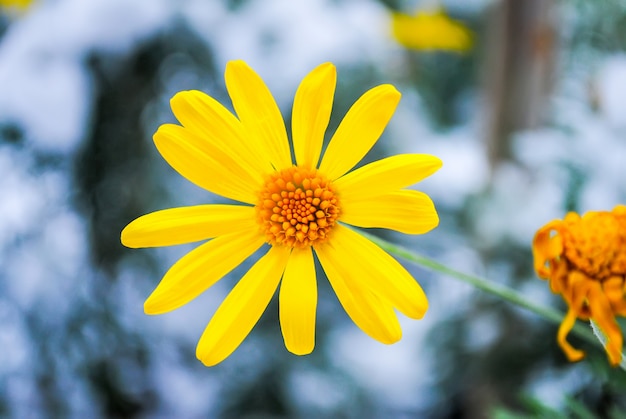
[596,54,626,131]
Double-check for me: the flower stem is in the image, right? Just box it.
[360,231,598,347]
[590,321,626,370]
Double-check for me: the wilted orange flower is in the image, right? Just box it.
[532,205,626,366]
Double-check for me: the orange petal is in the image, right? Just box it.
[557,308,586,362]
[602,276,625,310]
[589,283,624,366]
[532,221,562,278]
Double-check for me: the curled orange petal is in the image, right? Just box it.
[589,284,624,366]
[557,308,586,362]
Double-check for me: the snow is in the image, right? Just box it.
[189,0,391,97]
[596,54,626,131]
[0,0,171,154]
[0,150,45,246]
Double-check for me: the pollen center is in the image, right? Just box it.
[256,166,340,248]
[561,211,626,280]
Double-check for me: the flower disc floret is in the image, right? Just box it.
[560,211,626,280]
[257,166,340,248]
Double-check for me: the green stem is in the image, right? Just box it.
[590,321,626,370]
[360,231,598,347]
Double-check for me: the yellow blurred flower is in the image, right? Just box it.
[533,205,626,366]
[121,60,442,366]
[0,0,32,11]
[391,9,473,53]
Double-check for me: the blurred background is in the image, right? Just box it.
[1,0,626,417]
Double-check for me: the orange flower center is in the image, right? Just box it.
[561,211,626,281]
[256,166,340,248]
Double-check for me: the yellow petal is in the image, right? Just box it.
[196,245,291,366]
[170,90,273,176]
[319,84,401,180]
[341,190,439,235]
[317,224,428,319]
[121,205,256,248]
[557,308,586,362]
[225,60,292,170]
[279,247,317,355]
[144,230,265,314]
[315,244,401,343]
[153,124,260,204]
[335,154,442,201]
[292,63,336,169]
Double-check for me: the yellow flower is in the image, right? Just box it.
[533,205,626,366]
[121,61,442,366]
[0,0,32,11]
[391,9,473,53]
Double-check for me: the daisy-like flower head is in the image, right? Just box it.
[533,205,626,366]
[122,61,442,366]
[391,8,473,53]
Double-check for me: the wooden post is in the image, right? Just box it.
[484,0,557,169]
